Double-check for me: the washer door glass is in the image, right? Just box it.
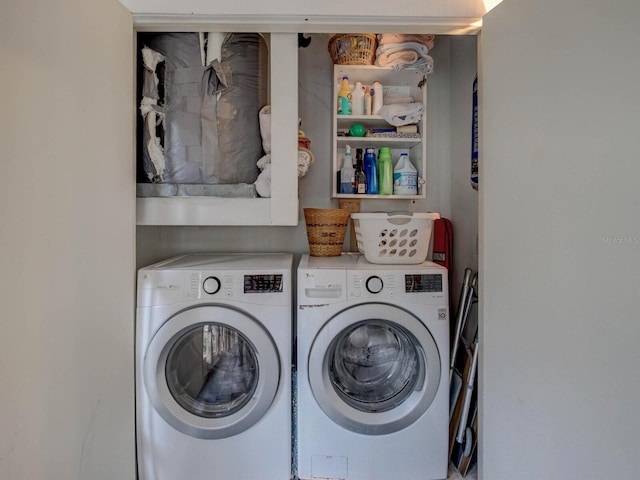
[165,323,259,418]
[308,303,441,435]
[144,305,280,439]
[330,320,419,413]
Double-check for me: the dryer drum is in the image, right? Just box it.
[329,320,420,413]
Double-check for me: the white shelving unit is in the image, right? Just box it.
[331,65,428,200]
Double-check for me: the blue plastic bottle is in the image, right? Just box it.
[364,147,378,194]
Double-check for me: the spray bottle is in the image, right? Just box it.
[340,145,355,194]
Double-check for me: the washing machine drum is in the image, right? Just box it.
[330,320,420,412]
[143,305,280,439]
[308,303,441,435]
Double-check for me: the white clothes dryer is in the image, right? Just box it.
[296,254,449,480]
[136,253,292,480]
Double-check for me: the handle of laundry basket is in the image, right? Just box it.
[385,211,413,216]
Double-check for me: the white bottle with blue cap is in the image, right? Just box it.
[393,152,418,195]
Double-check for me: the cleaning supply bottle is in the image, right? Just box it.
[355,148,366,194]
[372,80,383,115]
[393,152,418,195]
[352,81,365,115]
[378,147,393,195]
[364,147,378,194]
[340,145,355,194]
[337,76,352,115]
[364,86,372,115]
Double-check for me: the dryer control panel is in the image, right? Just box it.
[348,271,447,304]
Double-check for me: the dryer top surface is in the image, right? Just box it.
[299,253,445,273]
[140,253,294,273]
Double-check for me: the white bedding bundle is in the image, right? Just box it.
[375,34,436,74]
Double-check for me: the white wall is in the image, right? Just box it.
[480,0,640,478]
[449,36,479,301]
[0,1,136,479]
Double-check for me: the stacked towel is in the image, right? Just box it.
[378,103,424,127]
[378,34,435,51]
[375,34,435,74]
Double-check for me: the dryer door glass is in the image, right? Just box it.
[165,323,259,418]
[329,320,419,412]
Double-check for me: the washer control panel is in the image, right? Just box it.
[348,270,445,302]
[243,274,284,293]
[404,274,443,293]
[365,275,384,294]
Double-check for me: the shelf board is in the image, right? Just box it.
[336,136,421,148]
[337,114,383,121]
[335,193,423,200]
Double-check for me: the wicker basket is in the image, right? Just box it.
[304,208,350,257]
[328,34,377,65]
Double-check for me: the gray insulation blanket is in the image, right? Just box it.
[141,33,265,185]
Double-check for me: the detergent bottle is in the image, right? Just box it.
[378,147,393,195]
[364,147,378,194]
[337,76,352,115]
[372,80,384,115]
[340,145,355,194]
[354,148,366,194]
[351,81,365,115]
[364,86,372,115]
[393,152,418,195]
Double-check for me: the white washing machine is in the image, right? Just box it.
[136,253,292,480]
[296,254,449,480]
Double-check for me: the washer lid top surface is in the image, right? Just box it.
[308,302,441,435]
[141,253,294,273]
[143,304,280,439]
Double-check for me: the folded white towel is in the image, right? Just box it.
[377,41,430,58]
[378,34,435,52]
[378,103,424,127]
[375,42,434,74]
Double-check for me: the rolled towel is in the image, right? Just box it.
[255,163,272,197]
[378,103,424,127]
[375,42,434,74]
[377,34,435,52]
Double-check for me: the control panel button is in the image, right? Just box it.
[203,276,221,295]
[366,275,384,294]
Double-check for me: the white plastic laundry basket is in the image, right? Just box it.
[351,212,440,264]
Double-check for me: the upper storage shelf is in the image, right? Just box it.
[331,65,428,200]
[136,33,299,226]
